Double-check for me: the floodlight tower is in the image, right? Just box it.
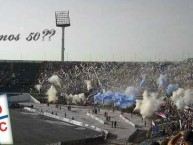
[55,11,70,61]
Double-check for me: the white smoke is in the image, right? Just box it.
[133,99,142,112]
[66,93,86,105]
[65,94,72,104]
[48,75,61,87]
[170,88,184,104]
[134,91,164,118]
[157,74,168,90]
[176,97,185,110]
[46,85,58,103]
[183,89,193,106]
[171,88,193,110]
[35,84,42,92]
[124,87,140,99]
[84,80,92,91]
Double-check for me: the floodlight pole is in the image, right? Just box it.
[55,11,70,62]
[61,27,65,61]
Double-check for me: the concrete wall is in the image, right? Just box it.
[8,93,40,103]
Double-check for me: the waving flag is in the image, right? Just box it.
[152,120,155,126]
[157,112,166,119]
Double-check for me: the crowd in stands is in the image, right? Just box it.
[35,60,193,145]
[140,99,193,144]
[141,129,193,145]
[36,59,193,96]
[0,61,41,92]
[0,59,193,144]
[1,59,193,95]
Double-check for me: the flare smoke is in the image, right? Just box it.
[48,75,61,87]
[46,85,58,103]
[171,88,193,110]
[94,86,139,108]
[85,80,92,91]
[134,91,164,118]
[35,84,42,92]
[166,84,178,96]
[66,93,86,104]
[157,74,168,90]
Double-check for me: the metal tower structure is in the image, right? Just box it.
[55,11,70,61]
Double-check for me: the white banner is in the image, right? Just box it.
[0,94,13,144]
[86,113,105,124]
[120,114,135,128]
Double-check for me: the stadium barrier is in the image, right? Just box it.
[84,124,89,127]
[86,112,105,124]
[24,107,36,112]
[120,114,136,128]
[89,124,108,139]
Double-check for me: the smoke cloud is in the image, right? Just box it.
[170,88,184,103]
[166,84,178,96]
[157,74,168,90]
[140,74,146,88]
[171,88,193,110]
[176,97,185,110]
[65,93,86,105]
[134,99,142,112]
[48,75,61,87]
[84,80,92,91]
[124,87,140,98]
[35,84,42,92]
[94,87,140,108]
[46,85,58,103]
[134,91,164,118]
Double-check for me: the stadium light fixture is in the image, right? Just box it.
[55,11,70,61]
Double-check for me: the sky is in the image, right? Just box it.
[0,0,193,62]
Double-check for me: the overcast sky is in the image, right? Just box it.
[0,0,193,62]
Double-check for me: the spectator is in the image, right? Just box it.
[168,130,193,145]
[114,121,117,128]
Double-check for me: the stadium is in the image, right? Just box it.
[1,1,193,145]
[2,59,193,145]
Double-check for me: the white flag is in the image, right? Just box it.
[179,119,182,129]
[152,120,155,126]
[0,94,13,144]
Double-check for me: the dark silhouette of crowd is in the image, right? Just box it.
[0,61,40,92]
